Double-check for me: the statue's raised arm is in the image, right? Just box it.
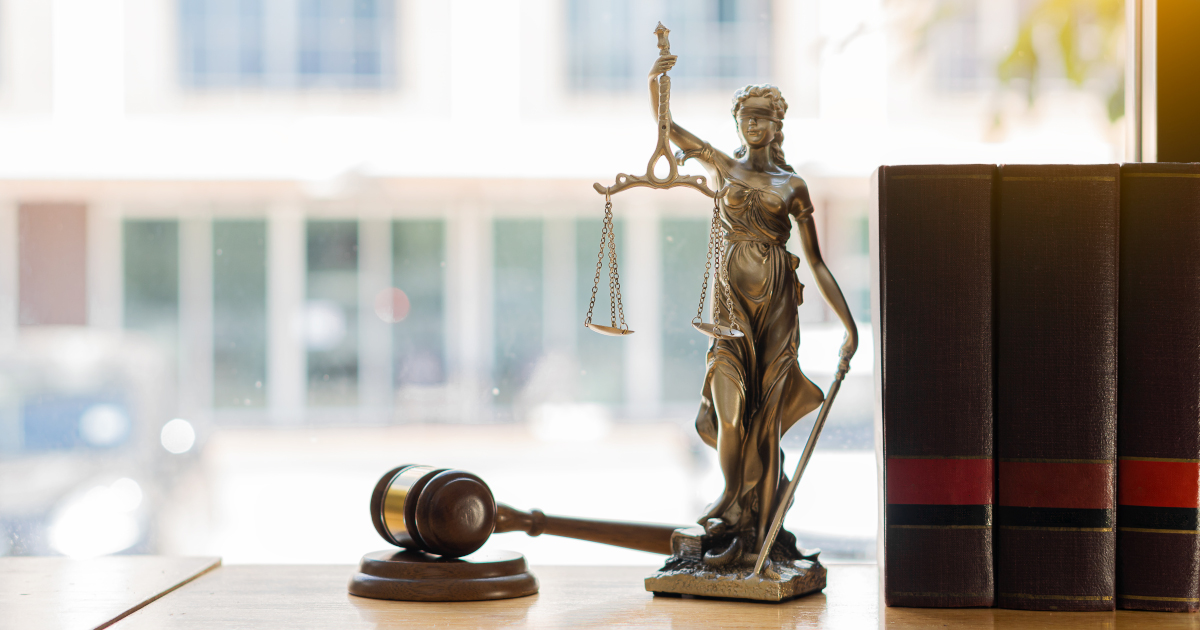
[647,53,735,178]
[592,24,724,199]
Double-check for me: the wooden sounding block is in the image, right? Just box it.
[348,550,537,602]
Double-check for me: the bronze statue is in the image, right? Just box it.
[621,25,858,601]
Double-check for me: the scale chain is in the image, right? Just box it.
[607,219,619,328]
[611,227,628,330]
[584,196,628,332]
[693,197,716,324]
[711,200,725,328]
[584,198,612,328]
[692,193,741,336]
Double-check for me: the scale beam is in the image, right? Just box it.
[592,173,721,198]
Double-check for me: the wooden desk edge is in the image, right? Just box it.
[95,557,222,630]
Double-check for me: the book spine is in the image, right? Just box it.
[876,164,996,607]
[1117,162,1200,612]
[995,164,1119,611]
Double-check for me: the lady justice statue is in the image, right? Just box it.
[596,25,858,601]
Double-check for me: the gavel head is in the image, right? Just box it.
[370,465,498,558]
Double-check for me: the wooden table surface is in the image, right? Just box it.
[101,560,1199,629]
[0,556,220,630]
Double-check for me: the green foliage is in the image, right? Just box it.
[996,0,1125,121]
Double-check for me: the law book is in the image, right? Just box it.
[994,164,1119,611]
[873,164,996,607]
[1116,162,1200,612]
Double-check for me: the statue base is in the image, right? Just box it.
[644,526,826,602]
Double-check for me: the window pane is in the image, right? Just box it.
[123,220,179,350]
[574,218,624,403]
[306,221,359,406]
[179,0,395,89]
[179,0,264,88]
[178,0,209,85]
[393,220,445,386]
[566,0,771,92]
[661,218,708,402]
[493,219,543,406]
[213,220,267,408]
[930,0,986,92]
[238,0,265,80]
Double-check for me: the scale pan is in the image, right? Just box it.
[587,323,634,336]
[693,322,744,340]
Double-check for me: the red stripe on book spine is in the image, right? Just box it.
[1119,460,1200,508]
[998,462,1114,509]
[887,458,993,505]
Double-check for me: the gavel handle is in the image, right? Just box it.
[494,503,679,555]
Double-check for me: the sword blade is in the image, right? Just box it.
[752,371,846,576]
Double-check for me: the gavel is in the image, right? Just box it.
[370,465,682,558]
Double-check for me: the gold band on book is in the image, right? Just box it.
[1123,173,1200,178]
[1118,594,1200,602]
[998,526,1113,532]
[1118,527,1200,534]
[999,457,1114,464]
[999,593,1114,601]
[889,524,990,530]
[1118,456,1200,463]
[891,174,992,180]
[1002,176,1116,182]
[887,454,992,459]
[889,591,993,598]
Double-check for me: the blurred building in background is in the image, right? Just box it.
[0,0,1121,563]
